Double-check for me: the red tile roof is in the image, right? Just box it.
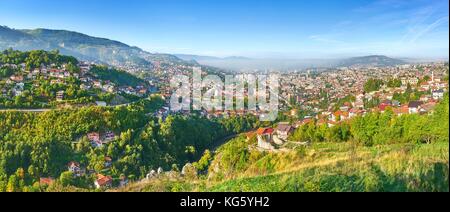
[96,174,113,187]
[40,177,54,185]
[256,128,274,135]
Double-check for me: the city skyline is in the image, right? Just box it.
[0,0,449,59]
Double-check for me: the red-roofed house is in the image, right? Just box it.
[95,174,113,189]
[256,128,275,150]
[39,177,55,186]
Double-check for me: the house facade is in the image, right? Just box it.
[276,123,293,141]
[95,174,113,189]
[257,128,275,150]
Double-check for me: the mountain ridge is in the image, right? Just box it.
[0,25,192,71]
[175,53,408,71]
[338,55,406,68]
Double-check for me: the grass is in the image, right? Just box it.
[117,141,449,192]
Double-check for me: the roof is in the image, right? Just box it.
[408,101,423,108]
[256,128,274,135]
[87,132,100,136]
[349,108,361,113]
[68,161,80,167]
[96,174,113,186]
[317,119,328,125]
[379,104,391,111]
[40,177,54,185]
[302,119,313,124]
[276,123,293,132]
[246,131,256,139]
[333,111,349,118]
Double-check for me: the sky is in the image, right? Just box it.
[0,0,448,59]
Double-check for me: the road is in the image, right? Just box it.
[0,99,147,113]
[0,108,53,113]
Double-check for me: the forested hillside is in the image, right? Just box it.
[90,65,145,87]
[119,94,449,192]
[0,49,153,109]
[0,97,260,192]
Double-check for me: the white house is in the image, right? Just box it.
[432,90,445,100]
[257,128,275,150]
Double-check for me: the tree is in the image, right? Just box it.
[364,79,384,93]
[194,150,213,172]
[6,175,20,192]
[59,171,75,187]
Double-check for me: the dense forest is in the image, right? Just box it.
[90,65,146,87]
[0,95,260,191]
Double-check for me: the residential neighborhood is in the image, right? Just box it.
[0,56,155,109]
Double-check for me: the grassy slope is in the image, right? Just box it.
[209,142,449,192]
[117,141,449,192]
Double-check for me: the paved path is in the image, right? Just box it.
[0,108,53,113]
[0,99,147,113]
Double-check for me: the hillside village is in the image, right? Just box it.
[240,63,449,151]
[0,50,155,109]
[152,62,448,152]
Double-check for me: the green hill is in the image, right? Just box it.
[0,26,194,70]
[116,138,448,192]
[117,95,449,192]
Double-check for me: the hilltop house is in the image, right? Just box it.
[87,131,116,148]
[330,111,349,122]
[257,128,275,150]
[67,161,85,177]
[87,132,102,147]
[87,132,100,142]
[56,91,64,102]
[104,131,115,142]
[95,174,113,189]
[276,123,293,141]
[408,101,423,114]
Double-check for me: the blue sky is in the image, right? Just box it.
[0,0,448,58]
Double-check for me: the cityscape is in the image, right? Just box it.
[0,0,448,197]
